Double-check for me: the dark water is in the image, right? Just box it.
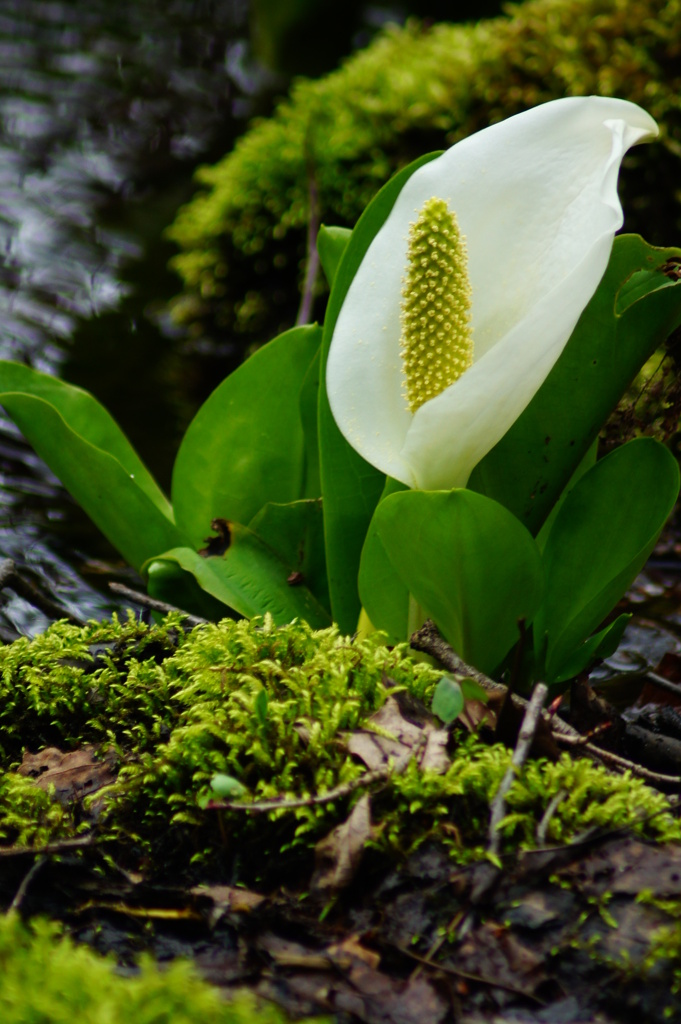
[0,0,268,635]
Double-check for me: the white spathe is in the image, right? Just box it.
[326,96,658,490]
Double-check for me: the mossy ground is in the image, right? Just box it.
[3,613,681,1019]
[1,613,678,874]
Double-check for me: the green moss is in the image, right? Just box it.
[377,741,681,861]
[0,912,321,1024]
[0,614,678,878]
[0,611,187,762]
[167,0,681,348]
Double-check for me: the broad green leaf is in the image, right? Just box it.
[358,518,409,643]
[299,350,321,499]
[470,235,681,534]
[146,559,236,620]
[536,438,679,683]
[358,477,410,642]
[149,529,332,629]
[432,676,464,724]
[0,361,171,517]
[173,324,322,548]
[248,499,330,614]
[548,613,631,685]
[319,152,441,633]
[317,225,351,288]
[0,393,184,572]
[373,489,544,675]
[535,439,598,553]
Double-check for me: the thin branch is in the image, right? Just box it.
[398,945,545,1004]
[211,766,392,815]
[536,789,567,846]
[296,168,320,326]
[488,682,548,856]
[556,732,681,786]
[8,855,46,912]
[0,835,95,859]
[108,582,208,628]
[644,670,681,700]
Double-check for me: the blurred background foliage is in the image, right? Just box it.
[167,0,681,358]
[249,0,505,78]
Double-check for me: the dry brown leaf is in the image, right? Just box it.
[18,745,117,804]
[190,883,265,918]
[259,942,448,1024]
[312,793,371,891]
[458,697,496,733]
[347,696,449,775]
[326,935,381,971]
[258,932,331,969]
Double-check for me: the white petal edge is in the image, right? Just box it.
[326,96,657,487]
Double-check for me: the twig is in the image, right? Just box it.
[0,835,95,858]
[643,670,681,700]
[8,854,46,912]
[410,620,578,741]
[556,732,681,787]
[488,683,548,856]
[295,167,320,326]
[211,766,392,815]
[0,558,85,626]
[397,945,545,1004]
[108,582,208,628]
[536,789,567,846]
[411,620,505,695]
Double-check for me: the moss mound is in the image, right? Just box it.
[167,0,681,348]
[0,911,313,1023]
[0,614,678,879]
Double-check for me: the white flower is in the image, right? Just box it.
[326,96,658,490]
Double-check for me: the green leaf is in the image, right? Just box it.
[146,559,236,621]
[172,324,322,548]
[358,477,410,642]
[317,225,352,289]
[548,613,631,685]
[0,361,172,516]
[358,518,409,643]
[318,152,441,633]
[197,772,248,807]
[248,499,330,614]
[0,392,184,572]
[372,489,544,675]
[148,529,332,629]
[210,774,247,799]
[432,676,464,724]
[299,350,322,499]
[536,438,679,683]
[470,235,681,534]
[459,678,490,703]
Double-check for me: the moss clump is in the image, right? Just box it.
[377,741,681,862]
[0,912,319,1024]
[167,0,681,349]
[0,613,677,878]
[105,616,445,866]
[0,611,187,762]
